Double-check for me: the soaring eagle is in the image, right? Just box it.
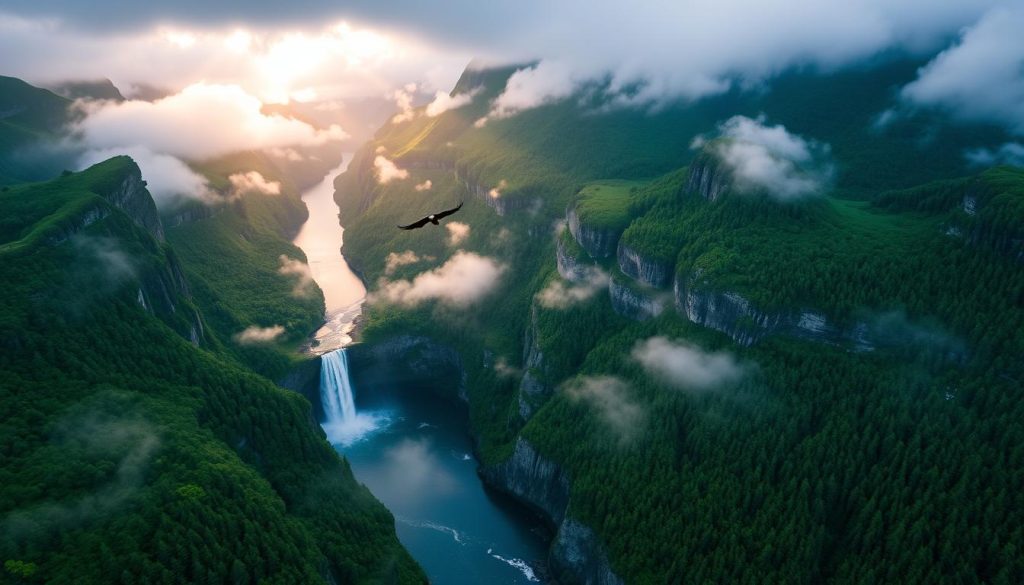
[397,202,463,230]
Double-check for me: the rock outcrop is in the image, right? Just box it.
[674,273,873,349]
[609,275,667,321]
[482,438,624,585]
[617,242,672,288]
[684,152,731,202]
[551,519,625,585]
[517,306,552,421]
[98,166,165,241]
[556,234,593,282]
[348,335,468,402]
[566,206,621,259]
[454,168,535,216]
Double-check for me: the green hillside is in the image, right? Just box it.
[0,76,75,185]
[336,59,1024,584]
[0,158,424,584]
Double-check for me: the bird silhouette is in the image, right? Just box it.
[397,202,463,230]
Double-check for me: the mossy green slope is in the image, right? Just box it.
[0,159,424,585]
[336,59,1024,584]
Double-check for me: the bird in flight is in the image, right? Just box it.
[397,202,463,230]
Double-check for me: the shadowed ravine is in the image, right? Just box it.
[293,158,549,584]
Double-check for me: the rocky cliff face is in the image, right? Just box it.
[517,306,552,421]
[566,206,621,259]
[617,243,671,288]
[481,438,624,585]
[674,273,874,349]
[551,519,625,585]
[684,152,731,202]
[557,235,594,282]
[99,168,166,241]
[454,169,536,216]
[349,334,468,402]
[609,275,667,321]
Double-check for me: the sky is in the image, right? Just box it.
[2,1,1022,181]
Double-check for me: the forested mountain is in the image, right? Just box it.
[0,78,424,584]
[335,57,1024,583]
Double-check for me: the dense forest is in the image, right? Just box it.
[335,56,1024,583]
[0,80,425,584]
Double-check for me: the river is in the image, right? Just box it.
[293,155,549,584]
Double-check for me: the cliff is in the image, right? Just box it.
[556,231,594,282]
[517,305,552,421]
[684,150,731,202]
[609,274,667,321]
[674,272,873,349]
[617,242,672,288]
[481,438,624,585]
[95,158,166,241]
[566,205,622,259]
[454,167,538,216]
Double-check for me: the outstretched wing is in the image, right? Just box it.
[397,216,431,230]
[433,201,463,221]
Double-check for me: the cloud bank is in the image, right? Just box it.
[632,337,746,391]
[700,115,833,200]
[965,142,1024,167]
[78,146,212,208]
[372,251,505,307]
[76,83,347,160]
[901,7,1024,136]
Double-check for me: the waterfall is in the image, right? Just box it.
[321,349,357,425]
[319,349,386,445]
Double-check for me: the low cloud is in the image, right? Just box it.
[901,7,1024,136]
[73,235,135,283]
[562,376,645,443]
[1,410,160,545]
[385,250,430,275]
[268,147,304,161]
[371,251,505,307]
[488,179,508,199]
[867,310,964,357]
[445,221,471,246]
[632,337,746,391]
[78,146,212,208]
[699,115,833,200]
[390,83,418,123]
[494,357,520,378]
[536,266,609,309]
[487,61,580,122]
[228,171,281,197]
[965,142,1024,167]
[425,88,477,117]
[233,324,285,344]
[75,83,347,161]
[414,179,433,191]
[277,255,316,298]
[374,155,409,183]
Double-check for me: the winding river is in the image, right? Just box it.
[293,156,549,584]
